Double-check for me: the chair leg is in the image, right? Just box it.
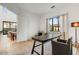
[31,40,36,54]
[41,42,44,55]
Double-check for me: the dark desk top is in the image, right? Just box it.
[32,34,61,42]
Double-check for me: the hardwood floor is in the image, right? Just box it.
[0,39,52,55]
[0,39,79,55]
[7,40,34,55]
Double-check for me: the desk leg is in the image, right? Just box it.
[41,42,44,55]
[51,40,53,55]
[31,40,36,54]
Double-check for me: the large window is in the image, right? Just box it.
[3,21,17,35]
[47,14,68,40]
[48,16,59,32]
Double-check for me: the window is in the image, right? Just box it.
[48,16,59,32]
[53,17,59,31]
[47,14,68,40]
[48,18,52,31]
[3,21,17,35]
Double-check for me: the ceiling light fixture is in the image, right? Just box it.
[51,5,55,8]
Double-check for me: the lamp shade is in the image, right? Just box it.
[71,22,79,27]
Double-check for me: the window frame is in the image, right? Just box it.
[48,16,60,32]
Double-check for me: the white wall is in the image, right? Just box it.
[0,5,17,48]
[0,5,17,31]
[17,12,40,41]
[40,4,79,42]
[1,4,40,42]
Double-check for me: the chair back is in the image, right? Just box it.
[52,37,72,55]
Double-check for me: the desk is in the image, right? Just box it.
[31,34,61,55]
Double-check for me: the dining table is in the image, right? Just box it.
[31,33,62,55]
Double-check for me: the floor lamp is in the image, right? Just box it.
[71,22,79,44]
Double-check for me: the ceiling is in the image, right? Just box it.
[1,3,75,15]
[16,3,69,15]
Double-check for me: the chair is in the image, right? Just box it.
[52,37,72,55]
[8,32,16,41]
